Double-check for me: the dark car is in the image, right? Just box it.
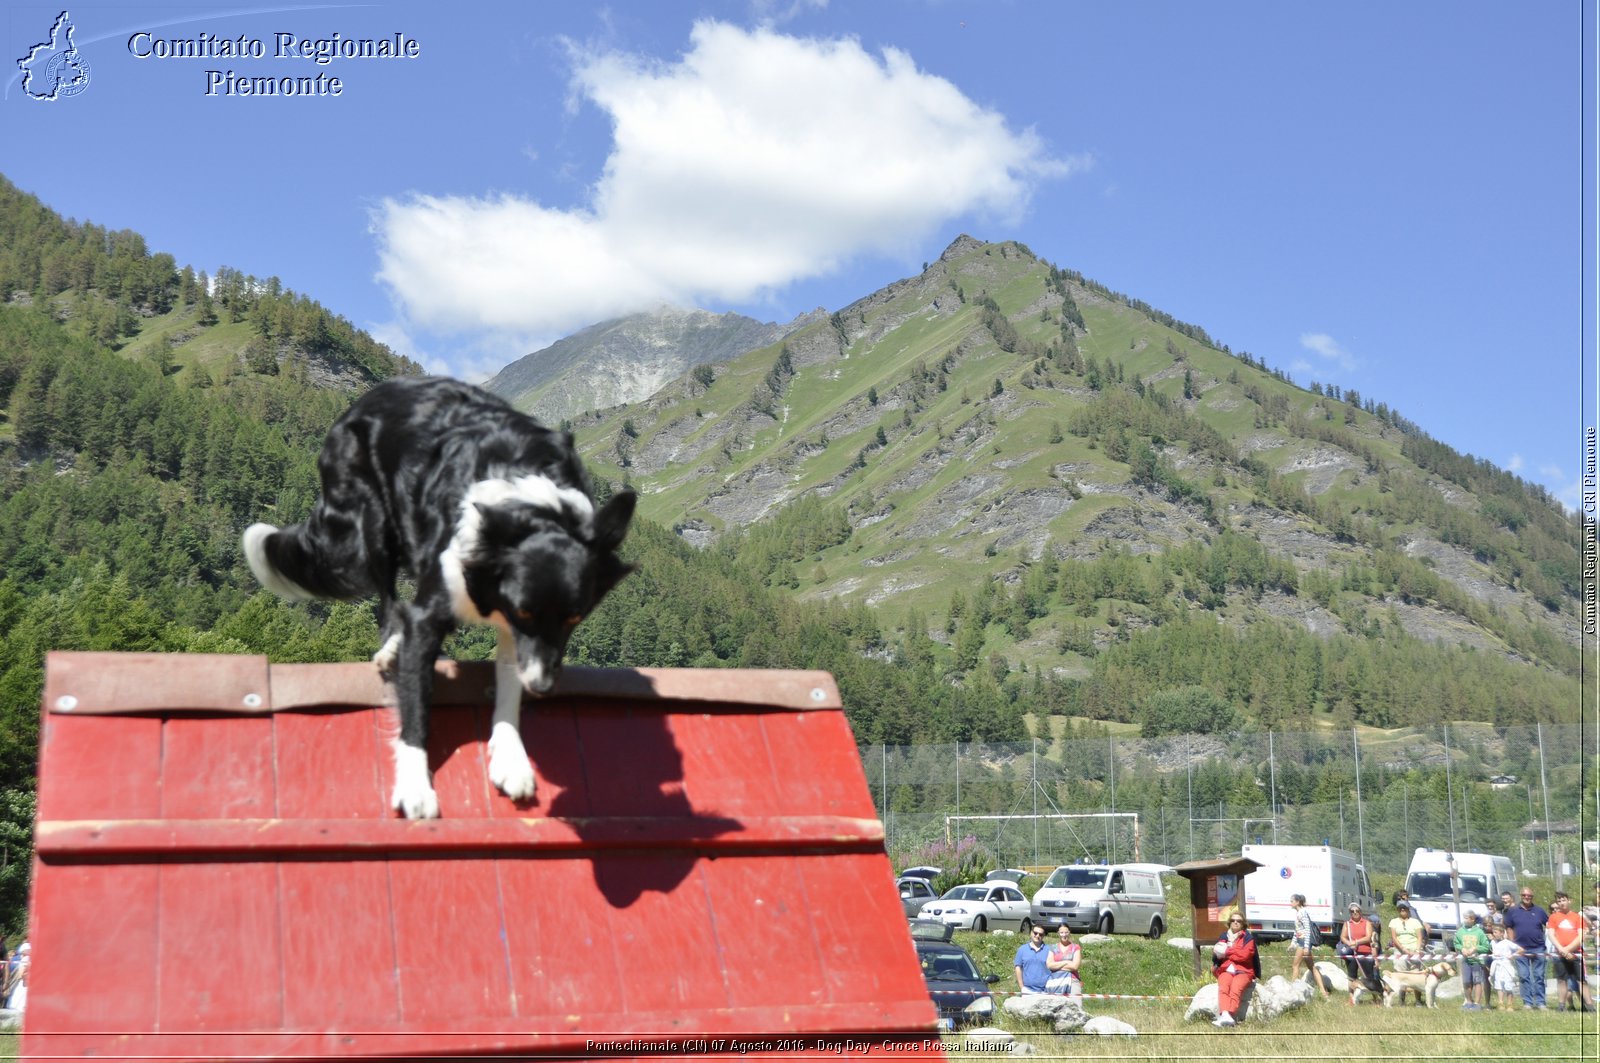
[910,922,998,1030]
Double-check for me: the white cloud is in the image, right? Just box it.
[1299,332,1359,372]
[1507,453,1525,473]
[373,20,1081,340]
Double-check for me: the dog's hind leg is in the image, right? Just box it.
[486,627,537,803]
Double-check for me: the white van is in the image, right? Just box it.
[1030,863,1167,938]
[1242,844,1377,941]
[1403,848,1517,940]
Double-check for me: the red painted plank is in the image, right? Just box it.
[279,861,400,1028]
[497,854,625,1017]
[607,855,720,1015]
[274,707,388,818]
[157,861,284,1030]
[35,714,161,821]
[573,706,698,818]
[700,854,828,1011]
[671,710,782,816]
[25,863,158,1034]
[423,701,495,818]
[161,715,277,818]
[35,814,886,859]
[505,703,587,817]
[388,856,512,1022]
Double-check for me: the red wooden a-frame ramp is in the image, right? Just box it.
[23,651,943,1061]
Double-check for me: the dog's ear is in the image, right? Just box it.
[594,489,637,553]
[594,551,636,600]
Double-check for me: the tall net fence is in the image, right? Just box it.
[861,722,1595,880]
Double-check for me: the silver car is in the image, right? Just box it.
[919,882,1033,932]
[897,876,939,919]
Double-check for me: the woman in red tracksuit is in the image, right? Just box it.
[1210,913,1260,1027]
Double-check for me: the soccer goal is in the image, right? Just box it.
[943,812,1141,868]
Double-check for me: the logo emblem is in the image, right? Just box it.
[18,11,91,101]
[1278,867,1292,878]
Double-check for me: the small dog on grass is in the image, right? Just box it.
[1380,961,1452,1007]
[244,377,636,818]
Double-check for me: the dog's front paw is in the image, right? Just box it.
[391,740,439,819]
[392,778,441,819]
[487,723,537,803]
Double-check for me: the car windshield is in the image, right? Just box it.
[1044,867,1108,889]
[923,950,981,980]
[941,885,988,901]
[1406,871,1487,902]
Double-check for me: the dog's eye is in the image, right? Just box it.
[514,609,533,623]
[565,614,584,629]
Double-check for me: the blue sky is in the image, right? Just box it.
[2,1,1592,507]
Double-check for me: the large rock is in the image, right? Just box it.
[1077,934,1113,947]
[1184,983,1224,1022]
[1185,976,1314,1024]
[1167,937,1195,951]
[1313,960,1348,992]
[1002,993,1089,1032]
[1081,1016,1138,1038]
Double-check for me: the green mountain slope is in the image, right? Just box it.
[568,235,1581,704]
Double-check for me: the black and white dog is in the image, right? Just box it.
[243,377,636,818]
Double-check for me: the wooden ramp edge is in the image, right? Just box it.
[23,652,943,1062]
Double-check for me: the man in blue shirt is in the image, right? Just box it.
[1013,925,1052,994]
[1502,887,1550,1010]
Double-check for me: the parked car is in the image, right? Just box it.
[897,865,942,882]
[910,921,998,1030]
[919,882,1032,932]
[1030,863,1166,938]
[896,876,938,919]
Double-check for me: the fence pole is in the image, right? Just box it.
[1269,730,1279,843]
[1108,734,1117,863]
[1537,723,1555,879]
[1187,733,1195,861]
[1353,727,1367,875]
[881,742,888,849]
[1444,724,1457,852]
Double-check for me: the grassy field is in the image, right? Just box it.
[968,1007,1589,1061]
[936,872,1594,1058]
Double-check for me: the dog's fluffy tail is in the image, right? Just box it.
[243,523,317,600]
[243,522,363,601]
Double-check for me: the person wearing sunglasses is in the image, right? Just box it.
[1013,924,1052,995]
[1209,912,1259,1027]
[1503,888,1550,1010]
